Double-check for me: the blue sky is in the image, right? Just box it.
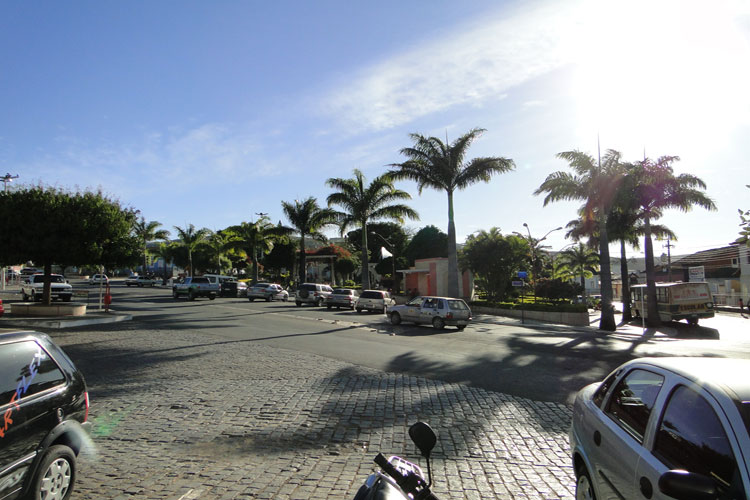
[2,0,749,260]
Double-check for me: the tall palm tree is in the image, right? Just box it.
[281,197,337,285]
[226,217,292,282]
[626,156,716,326]
[150,241,178,284]
[205,230,233,274]
[389,127,515,297]
[173,224,211,277]
[133,217,170,276]
[534,149,624,331]
[558,243,600,295]
[326,169,418,290]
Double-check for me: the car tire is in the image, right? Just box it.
[22,291,28,301]
[248,298,255,302]
[390,312,402,325]
[265,295,272,302]
[356,308,363,313]
[317,298,324,307]
[457,325,466,331]
[350,305,355,310]
[209,294,216,300]
[282,296,288,302]
[188,290,196,301]
[432,317,445,330]
[327,305,332,309]
[575,465,596,500]
[173,289,179,299]
[30,444,77,500]
[296,301,302,307]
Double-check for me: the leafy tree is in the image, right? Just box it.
[404,225,448,264]
[625,156,716,326]
[0,187,139,304]
[264,237,297,279]
[389,127,515,297]
[225,217,292,282]
[173,224,211,277]
[133,217,170,275]
[557,242,599,294]
[326,169,418,290]
[459,228,527,301]
[535,149,624,331]
[281,197,337,285]
[204,230,234,274]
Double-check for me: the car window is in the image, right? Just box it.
[654,385,744,497]
[605,368,664,442]
[593,370,619,408]
[0,340,66,406]
[406,297,422,305]
[447,300,468,310]
[324,286,333,292]
[423,298,438,308]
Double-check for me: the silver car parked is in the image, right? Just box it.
[388,296,471,330]
[570,357,750,500]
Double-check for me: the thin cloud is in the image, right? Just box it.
[319,1,580,133]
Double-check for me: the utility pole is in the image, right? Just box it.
[663,237,675,282]
[2,173,19,193]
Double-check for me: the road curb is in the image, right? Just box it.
[0,311,132,329]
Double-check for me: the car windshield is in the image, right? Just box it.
[407,296,423,305]
[35,275,65,283]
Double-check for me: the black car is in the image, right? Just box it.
[0,331,90,500]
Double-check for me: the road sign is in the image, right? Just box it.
[517,271,528,279]
[512,280,524,287]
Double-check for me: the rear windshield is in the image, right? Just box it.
[33,275,65,283]
[447,300,469,310]
[300,284,316,291]
[191,277,210,283]
[333,289,353,295]
[360,291,383,299]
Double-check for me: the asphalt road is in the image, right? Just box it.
[55,280,750,405]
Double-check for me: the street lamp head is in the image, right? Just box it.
[523,222,528,228]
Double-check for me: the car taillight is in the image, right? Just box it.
[84,391,90,422]
[445,312,453,319]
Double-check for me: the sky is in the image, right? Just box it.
[2,0,749,262]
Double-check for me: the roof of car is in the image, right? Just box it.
[629,357,750,401]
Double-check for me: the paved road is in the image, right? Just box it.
[2,281,750,499]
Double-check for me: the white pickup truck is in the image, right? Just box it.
[21,274,73,302]
[172,276,219,300]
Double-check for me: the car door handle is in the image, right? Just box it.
[593,430,601,446]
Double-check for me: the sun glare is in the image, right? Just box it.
[569,0,750,163]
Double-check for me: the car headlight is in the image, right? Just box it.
[706,302,714,309]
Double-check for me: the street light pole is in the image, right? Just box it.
[519,223,563,301]
[2,173,19,193]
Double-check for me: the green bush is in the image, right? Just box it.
[469,299,587,313]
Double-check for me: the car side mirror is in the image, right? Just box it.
[658,470,716,500]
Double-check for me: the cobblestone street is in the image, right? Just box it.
[51,324,576,499]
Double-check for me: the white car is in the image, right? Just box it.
[88,274,109,285]
[388,296,472,330]
[125,276,156,287]
[570,357,750,500]
[248,283,288,302]
[20,274,73,302]
[355,290,395,314]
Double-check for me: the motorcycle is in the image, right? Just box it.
[353,422,441,500]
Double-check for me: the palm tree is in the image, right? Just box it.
[226,217,292,282]
[205,230,233,274]
[173,224,211,277]
[558,243,599,295]
[534,149,624,331]
[326,169,418,290]
[626,156,716,326]
[133,217,170,276]
[389,127,515,297]
[150,241,178,284]
[281,197,337,285]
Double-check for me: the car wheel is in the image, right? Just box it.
[30,444,77,500]
[432,317,445,330]
[266,295,272,302]
[188,290,196,301]
[356,308,363,313]
[22,291,28,301]
[248,297,255,302]
[209,294,216,300]
[327,305,332,309]
[390,312,402,326]
[457,325,466,331]
[296,301,302,307]
[173,289,179,299]
[282,295,288,302]
[575,465,596,500]
[350,305,355,310]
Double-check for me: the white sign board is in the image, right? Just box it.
[688,266,705,282]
